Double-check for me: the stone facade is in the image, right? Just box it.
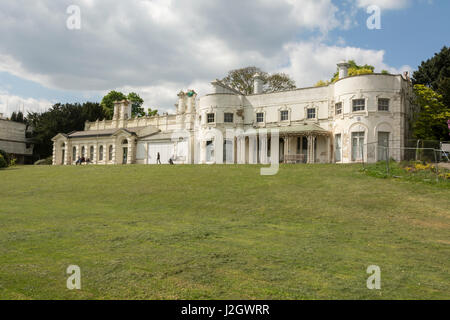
[0,115,34,164]
[52,62,415,165]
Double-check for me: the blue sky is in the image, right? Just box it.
[0,0,448,116]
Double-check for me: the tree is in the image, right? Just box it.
[412,46,450,140]
[220,67,296,95]
[147,108,158,117]
[314,80,330,87]
[412,85,450,141]
[413,46,450,109]
[101,91,145,118]
[27,102,107,159]
[16,111,24,123]
[100,91,127,119]
[128,92,145,117]
[330,60,375,83]
[314,60,378,86]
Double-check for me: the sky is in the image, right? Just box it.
[0,0,448,116]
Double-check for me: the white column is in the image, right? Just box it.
[307,136,312,164]
[93,144,98,164]
[327,136,331,163]
[216,135,224,165]
[284,136,289,163]
[112,142,116,164]
[127,141,133,164]
[52,142,56,165]
[260,136,268,164]
[63,144,68,165]
[249,135,257,164]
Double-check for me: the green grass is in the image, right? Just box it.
[363,161,450,186]
[0,164,449,300]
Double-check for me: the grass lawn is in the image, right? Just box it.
[0,164,449,300]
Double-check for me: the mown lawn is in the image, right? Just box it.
[0,164,449,300]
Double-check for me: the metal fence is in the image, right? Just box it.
[360,139,450,183]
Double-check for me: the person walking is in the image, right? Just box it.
[157,152,161,164]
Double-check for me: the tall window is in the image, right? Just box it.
[256,113,264,123]
[81,146,85,158]
[307,108,316,119]
[206,141,214,162]
[352,132,365,161]
[378,98,390,111]
[207,113,215,123]
[335,134,342,162]
[90,146,94,160]
[280,110,289,121]
[224,113,234,123]
[335,102,342,115]
[378,132,390,161]
[109,145,113,161]
[352,99,365,112]
[99,145,104,161]
[72,147,76,161]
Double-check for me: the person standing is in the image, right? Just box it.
[157,152,161,164]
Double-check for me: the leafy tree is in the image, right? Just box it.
[412,84,450,141]
[0,153,7,168]
[265,73,296,93]
[101,91,145,118]
[147,108,158,117]
[100,91,127,119]
[413,46,450,109]
[330,60,375,82]
[10,112,17,121]
[0,149,10,167]
[314,80,330,87]
[128,92,145,117]
[27,102,107,159]
[16,111,24,123]
[412,46,450,140]
[221,67,296,95]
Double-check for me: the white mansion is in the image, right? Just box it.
[52,62,415,166]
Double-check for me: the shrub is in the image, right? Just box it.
[0,149,10,165]
[0,154,7,169]
[34,157,53,165]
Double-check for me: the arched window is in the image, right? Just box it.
[99,145,104,161]
[81,146,85,158]
[90,146,94,160]
[122,139,128,145]
[109,145,113,161]
[73,147,76,160]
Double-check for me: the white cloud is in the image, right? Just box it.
[280,42,412,87]
[0,93,53,117]
[356,0,411,10]
[0,0,412,112]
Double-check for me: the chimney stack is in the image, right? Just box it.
[253,73,264,94]
[337,61,350,79]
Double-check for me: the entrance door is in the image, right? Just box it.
[148,142,175,164]
[378,132,390,161]
[122,147,128,164]
[351,132,365,162]
[223,140,233,163]
[61,149,65,165]
[335,134,342,162]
